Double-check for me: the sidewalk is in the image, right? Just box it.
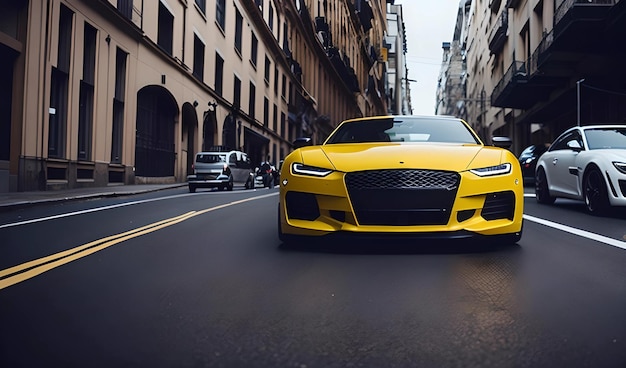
[0,183,187,210]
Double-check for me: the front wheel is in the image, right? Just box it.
[584,167,610,215]
[535,167,555,204]
[188,184,196,193]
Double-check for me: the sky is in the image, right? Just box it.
[395,0,461,115]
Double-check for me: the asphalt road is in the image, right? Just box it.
[0,186,625,367]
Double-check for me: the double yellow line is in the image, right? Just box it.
[0,211,199,290]
[0,193,277,290]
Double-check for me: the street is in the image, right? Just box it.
[1,187,625,367]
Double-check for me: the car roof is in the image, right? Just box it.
[341,115,462,123]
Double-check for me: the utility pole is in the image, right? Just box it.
[577,78,585,126]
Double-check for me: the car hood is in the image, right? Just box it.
[584,149,626,161]
[299,143,504,172]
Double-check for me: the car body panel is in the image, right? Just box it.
[535,125,626,208]
[278,115,524,242]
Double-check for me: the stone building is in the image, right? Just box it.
[0,0,389,192]
[437,0,626,154]
[385,2,412,115]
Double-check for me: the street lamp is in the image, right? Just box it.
[577,78,585,126]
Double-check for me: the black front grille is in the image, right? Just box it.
[345,170,460,226]
[481,191,515,220]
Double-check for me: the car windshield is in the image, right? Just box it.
[196,153,226,163]
[324,116,480,145]
[584,127,626,150]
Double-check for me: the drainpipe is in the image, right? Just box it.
[39,0,52,191]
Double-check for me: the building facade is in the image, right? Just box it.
[437,0,626,154]
[1,0,389,193]
[384,2,412,115]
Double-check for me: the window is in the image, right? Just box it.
[274,67,279,96]
[273,104,277,131]
[263,97,269,127]
[157,2,174,54]
[216,0,226,30]
[193,34,205,81]
[111,48,127,163]
[280,111,285,138]
[49,4,73,158]
[233,75,241,110]
[250,32,258,67]
[195,0,205,14]
[268,4,274,32]
[281,74,286,98]
[78,22,97,161]
[215,52,224,96]
[256,0,263,12]
[249,82,256,119]
[234,9,243,55]
[117,0,133,19]
[264,55,271,84]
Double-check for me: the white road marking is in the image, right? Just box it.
[523,214,626,250]
[523,191,626,249]
[0,192,278,229]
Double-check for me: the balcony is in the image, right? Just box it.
[488,10,508,54]
[554,0,615,36]
[533,0,617,79]
[491,61,552,108]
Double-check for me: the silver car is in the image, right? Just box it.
[187,150,253,192]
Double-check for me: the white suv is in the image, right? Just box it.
[187,150,253,192]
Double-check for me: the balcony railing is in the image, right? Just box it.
[530,30,554,74]
[491,61,526,106]
[555,0,616,26]
[488,10,508,53]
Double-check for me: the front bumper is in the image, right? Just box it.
[279,169,524,238]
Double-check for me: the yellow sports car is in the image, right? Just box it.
[278,115,524,244]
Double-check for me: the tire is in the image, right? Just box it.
[188,185,196,193]
[535,167,555,204]
[227,180,234,191]
[584,167,610,215]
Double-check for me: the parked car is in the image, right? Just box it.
[278,115,525,244]
[518,144,548,185]
[535,125,626,214]
[187,150,253,192]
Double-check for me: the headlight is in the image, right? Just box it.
[613,161,626,174]
[291,163,333,177]
[469,163,512,177]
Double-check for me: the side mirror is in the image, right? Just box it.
[567,140,582,151]
[293,137,313,149]
[491,136,512,149]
